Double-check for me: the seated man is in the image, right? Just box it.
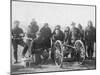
[31,31,50,64]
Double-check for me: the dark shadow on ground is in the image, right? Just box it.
[11,58,96,74]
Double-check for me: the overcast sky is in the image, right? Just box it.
[12,1,95,32]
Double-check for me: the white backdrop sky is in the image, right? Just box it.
[12,1,95,32]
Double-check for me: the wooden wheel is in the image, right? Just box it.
[54,40,63,68]
[74,40,85,65]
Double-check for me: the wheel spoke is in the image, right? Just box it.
[74,40,85,64]
[53,40,63,67]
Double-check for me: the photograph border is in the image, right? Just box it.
[10,0,97,74]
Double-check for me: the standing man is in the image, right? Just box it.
[85,21,96,59]
[70,22,80,45]
[22,19,39,58]
[40,23,52,50]
[70,22,80,58]
[64,26,71,45]
[78,24,85,43]
[12,20,25,63]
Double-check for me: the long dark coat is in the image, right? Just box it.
[40,27,52,48]
[85,26,96,44]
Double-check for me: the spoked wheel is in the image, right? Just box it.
[74,40,85,65]
[54,40,63,68]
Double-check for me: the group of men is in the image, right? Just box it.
[12,19,96,64]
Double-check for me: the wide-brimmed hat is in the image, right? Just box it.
[55,25,61,29]
[70,22,76,26]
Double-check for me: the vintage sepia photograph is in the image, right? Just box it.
[11,0,96,74]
